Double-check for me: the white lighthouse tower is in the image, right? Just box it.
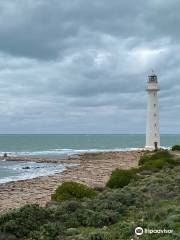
[145,71,160,150]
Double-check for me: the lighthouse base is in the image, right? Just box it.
[145,143,159,151]
[145,146,155,151]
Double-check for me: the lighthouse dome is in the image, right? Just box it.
[148,71,157,83]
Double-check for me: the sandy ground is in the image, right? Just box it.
[0,151,143,214]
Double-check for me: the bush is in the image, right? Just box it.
[62,200,81,213]
[77,209,119,227]
[139,150,172,165]
[139,154,151,165]
[139,150,178,171]
[172,145,180,151]
[89,231,112,240]
[51,182,97,202]
[0,232,17,240]
[140,159,169,171]
[0,204,51,238]
[106,169,137,189]
[28,223,64,240]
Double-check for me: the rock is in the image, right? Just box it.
[3,153,8,158]
[22,166,30,169]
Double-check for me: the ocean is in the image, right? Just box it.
[0,134,179,157]
[0,161,77,184]
[0,134,179,184]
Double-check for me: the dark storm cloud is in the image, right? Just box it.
[0,0,179,133]
[0,0,179,59]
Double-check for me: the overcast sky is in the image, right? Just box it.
[0,0,179,134]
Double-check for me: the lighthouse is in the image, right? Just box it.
[145,71,160,150]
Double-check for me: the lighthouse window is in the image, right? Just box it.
[154,113,157,117]
[155,133,157,137]
[154,93,156,96]
[154,123,157,127]
[154,104,156,107]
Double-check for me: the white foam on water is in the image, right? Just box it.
[0,161,78,184]
[0,148,143,157]
[0,146,170,157]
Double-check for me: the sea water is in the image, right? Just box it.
[0,134,179,157]
[0,160,77,184]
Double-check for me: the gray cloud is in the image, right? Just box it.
[0,0,179,133]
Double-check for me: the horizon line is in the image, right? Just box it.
[0,133,179,135]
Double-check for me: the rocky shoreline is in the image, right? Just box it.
[0,151,143,214]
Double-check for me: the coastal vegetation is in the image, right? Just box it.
[0,150,180,240]
[172,145,180,151]
[51,182,97,201]
[106,168,137,189]
[139,150,179,170]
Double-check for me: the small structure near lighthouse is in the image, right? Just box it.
[145,71,160,150]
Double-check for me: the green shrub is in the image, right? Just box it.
[140,158,169,171]
[89,231,112,240]
[62,200,81,213]
[0,232,17,240]
[106,169,137,189]
[172,145,180,151]
[51,182,97,202]
[139,150,172,165]
[0,204,51,238]
[139,150,178,171]
[28,223,64,240]
[139,153,152,165]
[152,150,172,159]
[87,210,118,227]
